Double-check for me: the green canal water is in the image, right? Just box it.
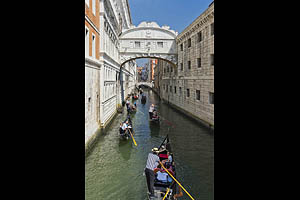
[85,88,214,200]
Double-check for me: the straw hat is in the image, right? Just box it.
[152,147,159,153]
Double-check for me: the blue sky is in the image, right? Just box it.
[128,0,214,67]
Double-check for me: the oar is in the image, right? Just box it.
[159,161,195,200]
[128,129,137,146]
[162,188,170,200]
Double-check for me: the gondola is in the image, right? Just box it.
[149,115,160,122]
[141,95,147,104]
[146,135,179,200]
[119,116,133,140]
[132,94,139,100]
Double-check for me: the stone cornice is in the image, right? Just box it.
[85,15,100,35]
[85,57,101,68]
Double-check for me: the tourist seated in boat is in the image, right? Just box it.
[152,110,158,120]
[120,122,128,135]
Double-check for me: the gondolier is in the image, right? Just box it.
[145,147,160,198]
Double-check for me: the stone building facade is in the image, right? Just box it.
[157,2,214,128]
[85,0,101,143]
[99,0,137,127]
[85,0,137,147]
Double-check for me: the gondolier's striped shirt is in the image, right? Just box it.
[145,153,160,171]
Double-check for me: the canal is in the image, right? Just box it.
[85,88,214,200]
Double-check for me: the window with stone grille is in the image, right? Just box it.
[198,31,202,42]
[188,38,191,48]
[209,92,214,104]
[187,89,190,97]
[196,90,200,100]
[211,22,214,36]
[157,42,163,48]
[135,41,141,48]
[211,54,214,66]
[188,61,191,69]
[197,58,201,68]
[180,44,183,51]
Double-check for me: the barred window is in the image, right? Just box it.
[196,90,200,100]
[197,58,201,68]
[209,92,214,104]
[198,31,202,42]
[188,38,191,48]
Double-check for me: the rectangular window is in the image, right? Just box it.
[170,86,172,93]
[180,63,183,71]
[187,89,190,97]
[135,41,141,48]
[92,34,96,58]
[188,38,191,48]
[180,44,183,51]
[196,90,200,100]
[92,0,96,15]
[85,0,89,7]
[166,85,168,93]
[209,92,214,104]
[188,61,191,69]
[211,22,214,36]
[197,58,201,68]
[179,87,182,96]
[211,54,214,66]
[85,27,89,57]
[171,67,173,73]
[157,42,163,48]
[164,68,166,74]
[198,31,202,42]
[174,86,176,94]
[167,66,169,72]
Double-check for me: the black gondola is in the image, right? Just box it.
[146,135,178,200]
[119,116,133,140]
[141,95,147,104]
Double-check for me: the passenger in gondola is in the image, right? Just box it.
[134,102,137,108]
[120,121,128,135]
[152,110,158,120]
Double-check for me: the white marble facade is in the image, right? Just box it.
[99,0,137,127]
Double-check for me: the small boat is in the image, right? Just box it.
[119,129,130,140]
[141,95,147,104]
[149,115,160,122]
[119,117,133,140]
[132,95,139,100]
[146,135,179,200]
